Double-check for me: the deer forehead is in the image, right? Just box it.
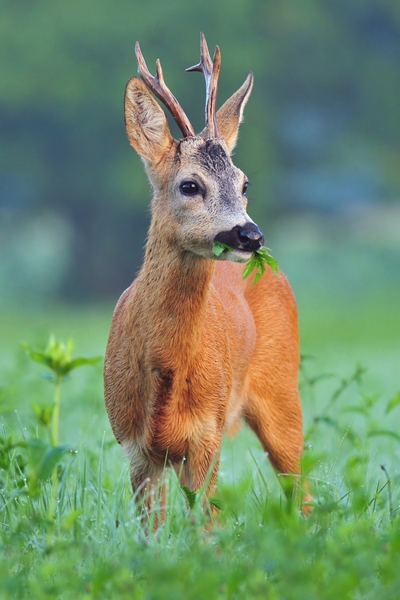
[173,137,243,183]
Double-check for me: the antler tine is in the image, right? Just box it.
[186,32,214,80]
[135,41,195,138]
[186,32,221,138]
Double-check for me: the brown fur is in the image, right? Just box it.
[104,59,304,518]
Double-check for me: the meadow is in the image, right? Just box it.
[1,239,400,600]
[2,1,400,596]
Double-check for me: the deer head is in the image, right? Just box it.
[124,33,264,262]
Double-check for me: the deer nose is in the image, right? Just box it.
[238,224,264,251]
[214,222,265,252]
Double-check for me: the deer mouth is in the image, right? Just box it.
[214,223,264,253]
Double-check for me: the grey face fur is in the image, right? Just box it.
[164,137,258,262]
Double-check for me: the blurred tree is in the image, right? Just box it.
[0,0,399,300]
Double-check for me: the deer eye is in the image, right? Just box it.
[180,181,200,196]
[242,181,249,195]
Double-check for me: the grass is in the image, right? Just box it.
[1,359,400,599]
[0,280,400,599]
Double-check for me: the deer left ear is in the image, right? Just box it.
[124,77,174,163]
[214,71,254,153]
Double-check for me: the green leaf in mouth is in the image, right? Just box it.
[212,241,233,257]
[242,247,279,283]
[212,242,279,283]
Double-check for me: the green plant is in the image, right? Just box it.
[1,332,400,599]
[21,336,101,523]
[23,336,101,446]
[212,242,279,283]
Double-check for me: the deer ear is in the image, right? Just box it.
[215,71,253,153]
[124,77,174,163]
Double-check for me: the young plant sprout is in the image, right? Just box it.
[212,241,279,283]
[24,336,101,447]
[23,336,101,526]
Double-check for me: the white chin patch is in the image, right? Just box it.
[225,249,253,263]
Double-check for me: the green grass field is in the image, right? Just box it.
[1,264,400,598]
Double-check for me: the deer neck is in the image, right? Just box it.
[134,219,216,369]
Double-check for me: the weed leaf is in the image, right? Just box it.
[212,241,233,256]
[242,247,279,284]
[209,496,224,511]
[181,485,198,509]
[368,429,400,443]
[27,439,70,481]
[30,403,54,427]
[23,336,102,381]
[69,357,103,370]
[386,392,400,414]
[212,242,279,284]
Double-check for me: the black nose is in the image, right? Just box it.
[238,225,264,251]
[214,222,264,252]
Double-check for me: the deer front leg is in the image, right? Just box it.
[130,464,167,530]
[243,390,306,506]
[244,391,303,473]
[182,442,221,519]
[124,443,167,529]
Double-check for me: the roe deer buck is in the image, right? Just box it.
[104,33,304,518]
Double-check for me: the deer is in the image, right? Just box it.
[104,33,305,522]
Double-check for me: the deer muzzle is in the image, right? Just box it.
[214,222,264,252]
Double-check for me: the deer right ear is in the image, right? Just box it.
[124,77,174,163]
[215,72,254,153]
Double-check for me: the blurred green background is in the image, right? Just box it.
[0,0,399,398]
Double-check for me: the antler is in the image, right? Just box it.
[135,41,195,138]
[186,32,221,138]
